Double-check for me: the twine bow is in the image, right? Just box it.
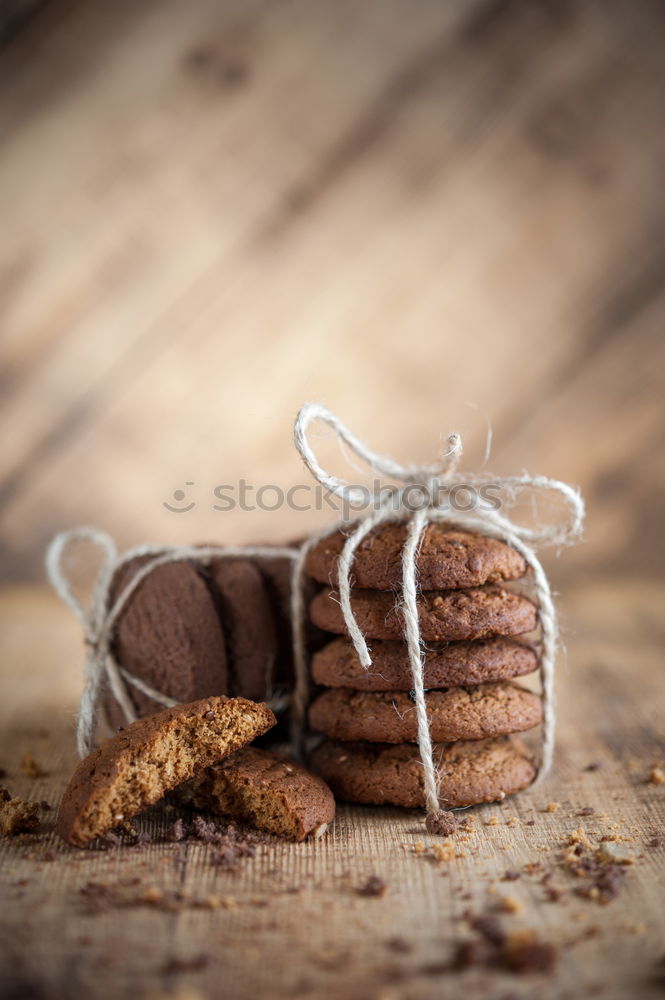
[291,403,585,816]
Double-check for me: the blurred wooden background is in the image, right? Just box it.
[1,5,664,1000]
[1,0,664,588]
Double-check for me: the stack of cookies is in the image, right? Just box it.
[305,524,543,809]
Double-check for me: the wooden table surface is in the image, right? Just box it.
[1,578,664,1000]
[1,1,664,997]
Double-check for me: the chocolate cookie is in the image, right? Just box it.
[311,636,538,690]
[57,696,275,847]
[208,558,278,701]
[105,556,228,728]
[306,524,527,591]
[310,736,535,808]
[252,550,327,689]
[308,683,542,743]
[309,585,537,641]
[181,746,335,841]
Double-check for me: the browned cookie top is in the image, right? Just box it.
[305,524,527,590]
[310,585,537,641]
[106,556,228,728]
[311,636,538,690]
[310,736,535,809]
[57,696,275,847]
[181,746,335,842]
[308,683,542,743]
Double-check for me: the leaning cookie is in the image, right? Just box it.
[57,696,275,847]
[308,684,542,743]
[312,636,538,690]
[104,556,229,729]
[207,557,278,702]
[310,736,536,808]
[180,746,335,842]
[306,524,527,591]
[310,585,537,641]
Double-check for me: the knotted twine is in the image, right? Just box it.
[289,404,585,819]
[46,532,299,758]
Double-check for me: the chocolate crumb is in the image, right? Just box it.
[167,818,187,842]
[163,954,210,974]
[455,911,558,974]
[578,807,595,816]
[503,870,521,881]
[425,810,459,836]
[451,937,495,970]
[470,914,506,946]
[80,881,118,914]
[357,876,387,898]
[502,931,558,972]
[97,831,121,850]
[584,762,601,772]
[386,936,413,954]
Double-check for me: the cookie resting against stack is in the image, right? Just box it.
[101,550,321,730]
[57,696,335,846]
[305,524,542,808]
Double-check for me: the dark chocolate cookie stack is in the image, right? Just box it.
[305,524,543,809]
[102,551,320,730]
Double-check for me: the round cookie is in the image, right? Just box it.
[309,585,537,641]
[308,683,542,743]
[180,746,335,842]
[311,636,538,690]
[305,524,527,591]
[105,556,229,729]
[208,557,278,702]
[310,736,535,808]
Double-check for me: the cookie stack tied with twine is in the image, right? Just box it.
[289,405,585,829]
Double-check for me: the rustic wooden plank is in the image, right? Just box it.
[1,0,664,580]
[1,581,664,999]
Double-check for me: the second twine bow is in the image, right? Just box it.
[289,404,585,822]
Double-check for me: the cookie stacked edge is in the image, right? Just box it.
[304,524,541,809]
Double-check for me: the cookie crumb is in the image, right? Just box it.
[544,802,560,813]
[426,810,459,836]
[357,876,387,898]
[596,842,635,866]
[648,766,665,786]
[386,936,412,954]
[497,894,523,914]
[19,754,47,779]
[0,787,41,835]
[432,842,456,863]
[502,930,558,972]
[166,818,187,842]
